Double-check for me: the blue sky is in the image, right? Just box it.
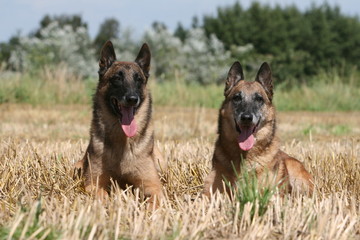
[0,0,359,42]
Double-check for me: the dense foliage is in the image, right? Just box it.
[143,26,232,83]
[7,21,96,77]
[202,2,360,82]
[0,2,359,84]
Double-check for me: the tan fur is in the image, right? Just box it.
[203,63,313,197]
[74,42,165,207]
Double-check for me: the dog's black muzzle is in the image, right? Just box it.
[110,94,140,117]
[124,94,140,107]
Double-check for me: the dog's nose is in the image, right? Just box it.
[241,113,253,123]
[125,95,139,106]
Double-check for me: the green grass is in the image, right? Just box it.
[302,124,351,137]
[0,67,95,105]
[150,80,223,108]
[227,164,276,221]
[0,201,61,240]
[0,69,359,111]
[275,82,360,111]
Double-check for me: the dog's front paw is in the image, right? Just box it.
[72,159,84,179]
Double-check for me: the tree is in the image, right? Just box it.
[203,2,244,49]
[143,26,234,84]
[94,18,120,53]
[174,23,188,42]
[142,25,182,80]
[202,2,360,81]
[151,21,167,32]
[0,35,20,69]
[32,14,87,38]
[9,21,96,77]
[191,16,200,29]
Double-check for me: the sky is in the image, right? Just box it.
[0,0,359,42]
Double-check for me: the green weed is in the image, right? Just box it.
[227,164,276,221]
[2,200,60,240]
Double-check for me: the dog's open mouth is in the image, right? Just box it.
[111,98,137,138]
[235,119,260,151]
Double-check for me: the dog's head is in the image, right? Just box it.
[223,61,274,151]
[97,40,151,138]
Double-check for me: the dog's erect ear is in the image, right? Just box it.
[224,61,244,96]
[135,43,151,79]
[99,40,116,77]
[255,62,273,102]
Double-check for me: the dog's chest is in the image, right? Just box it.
[103,143,140,173]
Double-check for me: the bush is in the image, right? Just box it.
[8,22,96,77]
[143,26,183,81]
[227,165,275,221]
[143,27,246,84]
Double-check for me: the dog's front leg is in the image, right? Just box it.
[128,167,164,209]
[84,171,111,201]
[203,169,234,197]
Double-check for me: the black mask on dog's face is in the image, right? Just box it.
[97,41,151,137]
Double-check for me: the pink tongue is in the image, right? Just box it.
[120,106,137,137]
[237,126,255,151]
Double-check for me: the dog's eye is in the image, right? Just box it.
[254,94,264,103]
[109,71,124,86]
[134,73,143,83]
[110,77,123,87]
[137,76,143,83]
[232,93,242,103]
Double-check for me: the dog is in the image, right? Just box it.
[203,61,313,197]
[74,41,166,206]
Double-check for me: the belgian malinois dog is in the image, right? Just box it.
[203,62,313,197]
[75,41,165,206]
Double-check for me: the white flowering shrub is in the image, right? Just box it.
[181,28,231,84]
[7,21,252,85]
[110,27,138,62]
[143,27,183,81]
[142,27,233,84]
[9,22,97,77]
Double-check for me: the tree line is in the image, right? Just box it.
[0,2,359,85]
[198,2,360,83]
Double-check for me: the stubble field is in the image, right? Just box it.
[0,104,359,239]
